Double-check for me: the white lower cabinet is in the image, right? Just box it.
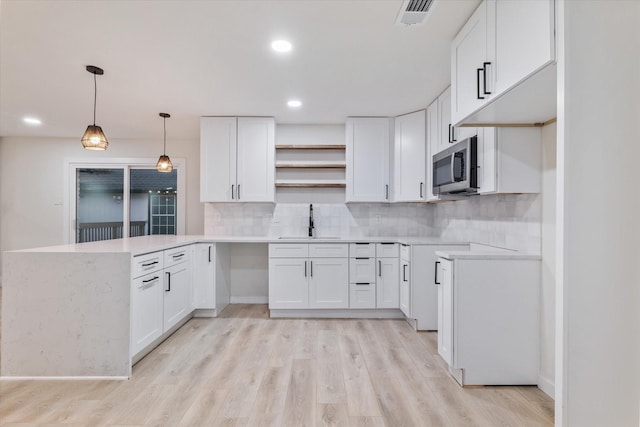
[131,272,164,356]
[162,260,190,332]
[192,242,231,316]
[268,243,348,310]
[376,244,400,309]
[399,246,411,317]
[436,255,540,386]
[309,258,349,308]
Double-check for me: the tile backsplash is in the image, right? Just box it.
[204,193,541,252]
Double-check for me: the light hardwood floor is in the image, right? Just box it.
[0,304,554,426]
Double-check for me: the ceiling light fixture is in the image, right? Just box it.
[271,39,292,53]
[81,65,108,150]
[287,99,302,108]
[23,117,42,126]
[156,113,173,173]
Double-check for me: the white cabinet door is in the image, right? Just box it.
[451,0,489,124]
[437,258,453,366]
[346,118,390,202]
[132,272,164,355]
[393,110,426,202]
[349,257,375,283]
[236,117,275,202]
[200,117,237,202]
[309,258,349,309]
[349,283,376,309]
[400,260,411,317]
[193,243,215,309]
[163,262,190,332]
[268,258,308,309]
[437,87,452,152]
[376,257,399,308]
[493,0,555,95]
[426,98,440,202]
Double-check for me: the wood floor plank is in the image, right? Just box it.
[281,358,317,427]
[338,334,381,417]
[317,330,347,405]
[317,403,351,426]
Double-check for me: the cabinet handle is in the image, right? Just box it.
[165,271,171,292]
[141,260,158,267]
[355,257,369,260]
[483,62,492,95]
[142,276,159,284]
[172,253,184,259]
[477,68,485,100]
[310,260,313,277]
[208,246,212,263]
[231,184,235,200]
[434,261,440,285]
[378,260,382,277]
[355,282,369,286]
[449,124,456,144]
[448,124,452,143]
[304,261,307,277]
[385,184,389,200]
[403,264,408,282]
[420,182,424,198]
[237,184,241,200]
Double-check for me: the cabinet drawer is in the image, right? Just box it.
[349,243,376,258]
[164,246,190,268]
[349,283,376,309]
[376,243,399,258]
[132,251,164,278]
[269,243,309,258]
[400,244,410,260]
[349,258,376,283]
[309,243,349,258]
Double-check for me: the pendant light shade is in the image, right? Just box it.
[81,65,108,150]
[156,113,173,173]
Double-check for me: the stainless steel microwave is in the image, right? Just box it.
[432,136,479,195]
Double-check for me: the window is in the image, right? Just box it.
[66,158,185,244]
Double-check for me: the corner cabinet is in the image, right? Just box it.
[451,0,555,125]
[200,117,275,202]
[393,110,426,202]
[345,117,391,202]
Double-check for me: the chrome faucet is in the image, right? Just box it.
[308,204,314,238]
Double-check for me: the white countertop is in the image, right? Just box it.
[10,235,472,256]
[435,250,541,260]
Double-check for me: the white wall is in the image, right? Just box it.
[540,122,556,397]
[0,136,203,280]
[557,1,640,425]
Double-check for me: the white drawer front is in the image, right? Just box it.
[376,243,399,258]
[269,243,309,258]
[349,257,375,283]
[349,283,376,309]
[349,243,376,258]
[309,243,349,258]
[132,251,164,278]
[400,244,410,260]
[164,246,190,268]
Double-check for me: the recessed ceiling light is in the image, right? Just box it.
[271,40,292,53]
[287,100,302,108]
[23,117,42,126]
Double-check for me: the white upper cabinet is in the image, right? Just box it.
[346,118,391,202]
[451,0,555,125]
[393,110,426,202]
[451,0,490,125]
[200,117,275,202]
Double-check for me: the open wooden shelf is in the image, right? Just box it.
[275,179,346,188]
[276,161,346,169]
[276,145,346,150]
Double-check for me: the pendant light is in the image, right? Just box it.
[81,65,109,150]
[156,113,173,173]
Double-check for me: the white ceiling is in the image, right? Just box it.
[0,0,480,141]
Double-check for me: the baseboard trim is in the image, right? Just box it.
[270,308,404,319]
[230,296,268,304]
[0,376,129,381]
[537,375,555,399]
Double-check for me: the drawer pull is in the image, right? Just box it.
[172,253,185,259]
[355,257,370,260]
[355,282,369,285]
[141,260,159,267]
[165,271,171,292]
[378,260,382,277]
[142,276,159,283]
[434,261,441,285]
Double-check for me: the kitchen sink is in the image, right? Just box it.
[277,236,341,240]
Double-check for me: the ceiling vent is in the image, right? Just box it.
[395,0,436,26]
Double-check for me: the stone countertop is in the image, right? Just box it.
[435,249,541,260]
[9,235,473,257]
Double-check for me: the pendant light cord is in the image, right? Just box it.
[93,72,97,126]
[163,116,167,155]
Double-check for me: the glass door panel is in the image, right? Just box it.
[129,169,177,236]
[76,168,125,243]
